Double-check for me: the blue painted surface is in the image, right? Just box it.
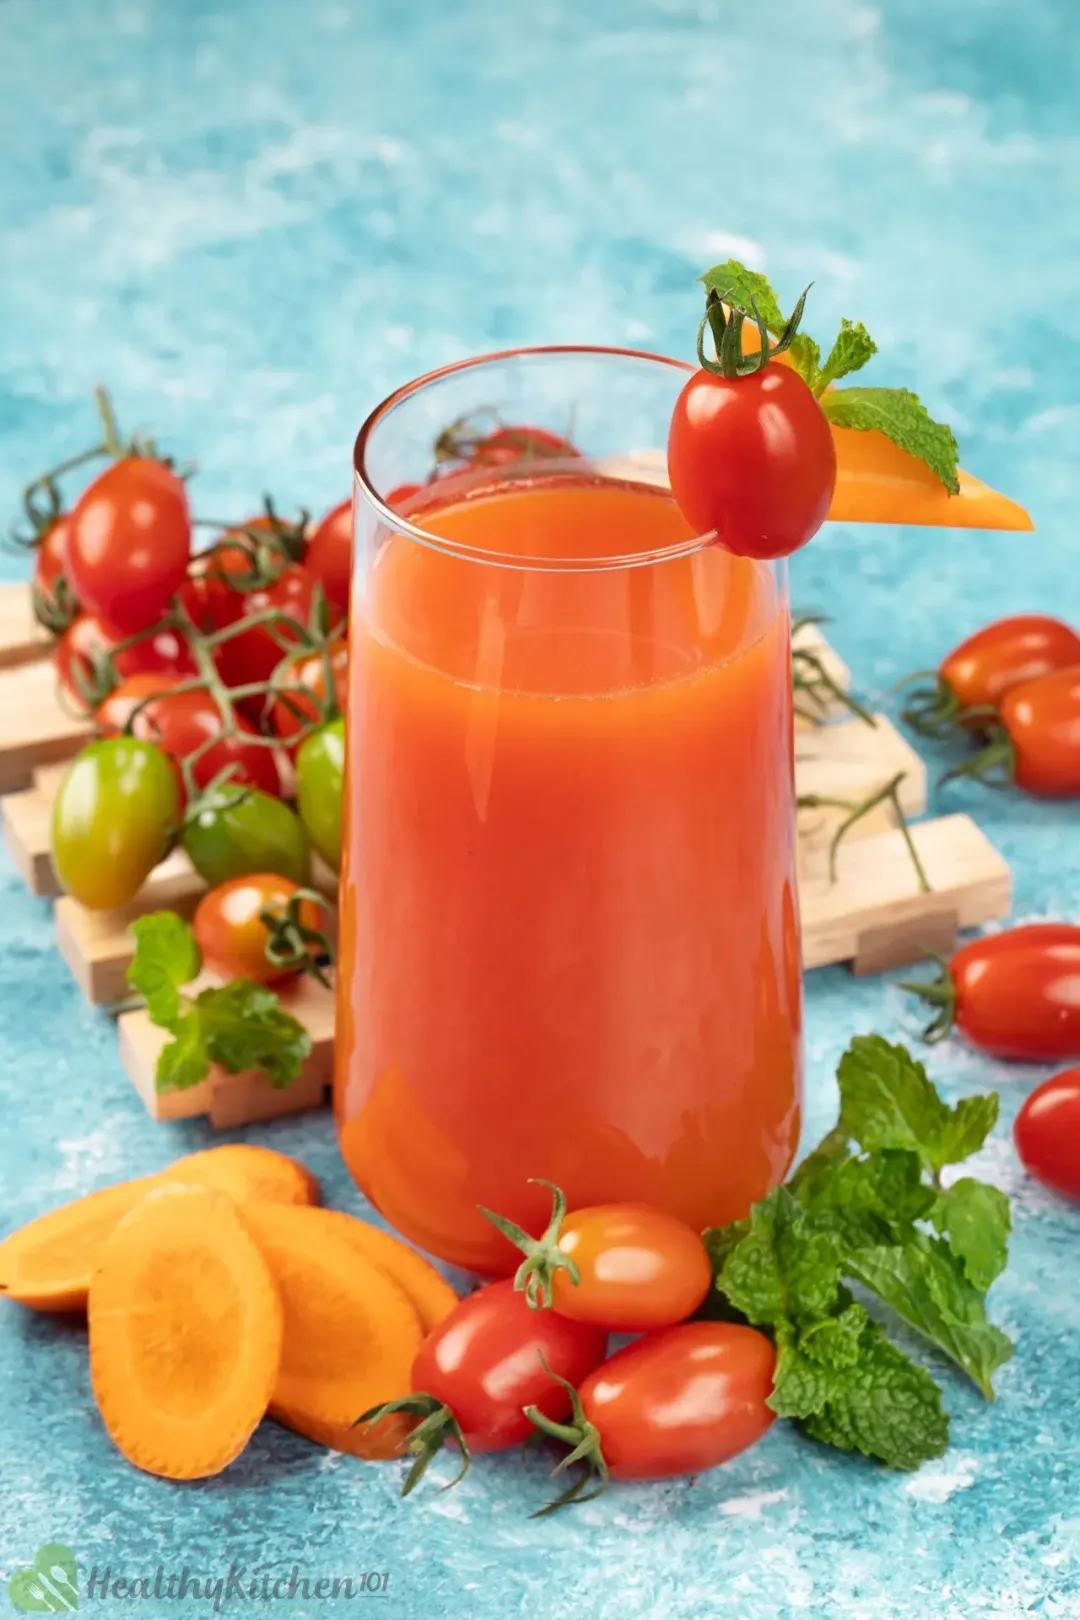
[1,0,1078,1614]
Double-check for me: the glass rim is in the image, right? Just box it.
[351,343,732,573]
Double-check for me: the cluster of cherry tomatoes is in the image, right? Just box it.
[902,613,1080,796]
[362,1187,775,1499]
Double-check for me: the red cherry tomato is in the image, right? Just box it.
[177,538,252,633]
[30,515,78,632]
[992,669,1080,796]
[304,500,352,617]
[95,675,282,800]
[552,1322,776,1482]
[66,457,191,632]
[409,1280,607,1454]
[214,563,343,694]
[192,873,326,984]
[667,364,836,558]
[483,1186,712,1332]
[435,415,579,470]
[904,615,1080,742]
[269,642,348,745]
[386,482,423,509]
[1015,1069,1080,1200]
[904,924,1080,1060]
[56,613,195,711]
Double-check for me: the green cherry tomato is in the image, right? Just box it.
[296,718,344,872]
[51,738,179,910]
[182,786,311,888]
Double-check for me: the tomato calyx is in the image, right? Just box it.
[939,715,1016,790]
[353,1393,471,1497]
[31,572,80,636]
[899,672,967,741]
[258,887,335,987]
[524,1362,609,1515]
[896,952,957,1044]
[696,282,810,380]
[477,1179,581,1309]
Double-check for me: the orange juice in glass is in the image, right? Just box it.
[335,347,802,1274]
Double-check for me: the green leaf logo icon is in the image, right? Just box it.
[8,1544,78,1612]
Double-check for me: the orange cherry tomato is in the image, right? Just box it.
[192,873,326,984]
[532,1322,776,1484]
[269,642,348,746]
[996,668,1080,796]
[483,1184,712,1332]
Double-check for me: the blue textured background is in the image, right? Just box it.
[1,1,1078,1615]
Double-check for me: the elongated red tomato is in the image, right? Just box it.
[56,613,195,711]
[902,615,1080,740]
[481,1183,711,1331]
[993,669,1080,796]
[667,363,836,558]
[95,675,282,800]
[902,924,1080,1059]
[532,1322,776,1484]
[192,873,326,984]
[1015,1069,1080,1200]
[214,563,343,694]
[66,457,191,632]
[304,500,352,617]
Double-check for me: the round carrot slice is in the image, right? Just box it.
[89,1184,283,1481]
[1,1146,319,1314]
[237,1202,423,1456]
[160,1144,320,1208]
[306,1208,459,1334]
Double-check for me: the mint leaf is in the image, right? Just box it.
[935,1095,1000,1168]
[821,386,960,494]
[846,1234,1013,1399]
[802,1149,937,1249]
[836,1035,998,1175]
[195,981,311,1089]
[788,1122,851,1200]
[816,319,877,391]
[771,1301,869,1421]
[787,334,822,388]
[128,912,202,1028]
[155,1015,211,1093]
[718,1187,842,1327]
[934,1179,1011,1291]
[800,1315,950,1471]
[699,261,785,330]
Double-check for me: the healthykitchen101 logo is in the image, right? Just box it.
[6,1544,78,1612]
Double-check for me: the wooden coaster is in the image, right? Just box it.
[0,658,89,791]
[0,581,50,671]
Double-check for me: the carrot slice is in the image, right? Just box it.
[238,1202,423,1458]
[827,426,1034,531]
[159,1144,320,1208]
[0,1145,319,1314]
[88,1184,283,1480]
[304,1209,459,1334]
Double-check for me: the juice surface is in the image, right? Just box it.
[335,476,802,1273]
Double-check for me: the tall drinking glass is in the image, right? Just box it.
[335,347,802,1274]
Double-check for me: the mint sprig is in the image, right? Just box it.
[697,260,960,492]
[128,912,311,1093]
[704,1035,1013,1470]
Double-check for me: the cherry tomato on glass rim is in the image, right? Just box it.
[304,499,352,617]
[946,667,1080,797]
[51,738,180,911]
[480,1181,712,1331]
[667,287,836,559]
[901,923,1080,1060]
[358,1279,607,1494]
[95,675,282,802]
[1014,1069,1080,1201]
[192,874,329,985]
[901,615,1080,741]
[66,457,192,633]
[527,1322,776,1499]
[56,613,195,711]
